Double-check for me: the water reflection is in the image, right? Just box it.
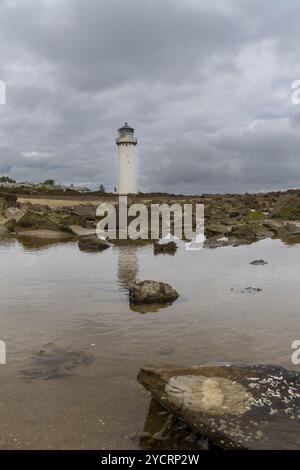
[139,399,208,450]
[117,244,179,314]
[117,245,139,291]
[16,235,76,251]
[129,301,174,314]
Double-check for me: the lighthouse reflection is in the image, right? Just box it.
[117,243,175,314]
[117,245,139,292]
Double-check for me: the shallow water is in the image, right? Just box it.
[0,236,299,449]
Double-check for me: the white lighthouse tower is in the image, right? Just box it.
[116,123,137,194]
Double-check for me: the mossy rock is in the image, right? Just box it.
[246,210,265,221]
[272,194,300,220]
[15,212,72,233]
[4,218,17,232]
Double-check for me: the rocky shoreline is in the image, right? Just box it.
[1,189,300,247]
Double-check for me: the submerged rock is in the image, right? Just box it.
[21,343,93,380]
[138,364,300,450]
[78,234,110,252]
[129,280,179,304]
[140,398,208,450]
[250,259,268,266]
[153,241,177,255]
[231,286,262,294]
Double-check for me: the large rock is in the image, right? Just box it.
[206,222,231,238]
[274,223,300,244]
[78,234,110,252]
[71,204,97,220]
[138,364,300,450]
[0,193,17,214]
[129,280,179,304]
[230,224,258,242]
[272,193,300,220]
[153,241,177,255]
[13,211,72,233]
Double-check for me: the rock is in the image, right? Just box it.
[138,364,300,450]
[230,224,258,243]
[229,210,240,218]
[272,194,300,220]
[21,343,93,380]
[0,193,18,214]
[71,204,97,220]
[250,260,268,265]
[250,224,274,240]
[206,223,231,238]
[140,398,207,450]
[153,241,177,254]
[17,229,74,240]
[4,207,26,221]
[274,223,300,244]
[4,218,18,232]
[78,234,110,252]
[28,203,50,213]
[231,286,262,294]
[14,211,72,233]
[129,280,179,304]
[241,286,262,294]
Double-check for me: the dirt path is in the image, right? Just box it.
[17,197,102,209]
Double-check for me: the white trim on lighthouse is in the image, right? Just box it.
[116,123,137,194]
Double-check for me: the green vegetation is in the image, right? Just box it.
[246,210,265,221]
[43,179,55,186]
[0,176,16,183]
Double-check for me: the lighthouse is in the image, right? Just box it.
[116,123,137,194]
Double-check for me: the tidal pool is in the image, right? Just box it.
[0,236,299,449]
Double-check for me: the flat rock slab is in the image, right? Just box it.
[138,364,300,450]
[16,229,74,240]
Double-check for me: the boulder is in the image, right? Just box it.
[4,207,26,221]
[0,193,17,214]
[206,223,230,238]
[138,364,300,450]
[29,204,50,214]
[250,260,268,266]
[14,211,72,233]
[274,223,300,244]
[272,194,300,220]
[230,223,273,243]
[78,234,110,252]
[251,223,276,239]
[153,241,177,254]
[129,280,179,304]
[71,204,97,220]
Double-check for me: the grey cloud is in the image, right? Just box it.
[0,0,300,193]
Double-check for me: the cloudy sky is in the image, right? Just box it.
[0,0,300,193]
